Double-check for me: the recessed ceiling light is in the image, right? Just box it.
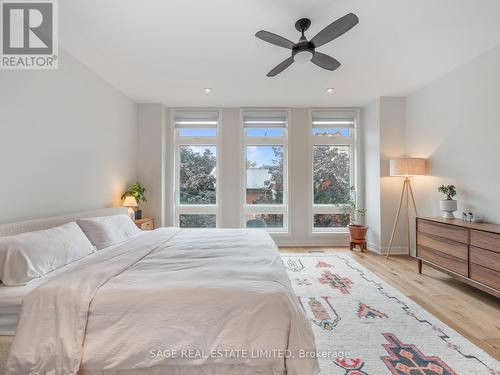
[326,88,334,93]
[204,88,212,93]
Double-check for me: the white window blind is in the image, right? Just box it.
[243,111,288,128]
[311,111,355,128]
[174,111,219,128]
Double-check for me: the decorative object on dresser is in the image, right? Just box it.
[122,196,138,220]
[416,217,500,298]
[341,189,368,252]
[438,184,458,218]
[386,158,427,258]
[121,182,147,220]
[134,218,154,231]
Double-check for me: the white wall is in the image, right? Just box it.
[0,50,138,224]
[218,108,244,229]
[362,97,408,254]
[281,108,316,246]
[137,104,167,226]
[361,99,381,249]
[406,44,500,225]
[379,97,408,254]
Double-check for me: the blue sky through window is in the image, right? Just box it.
[245,128,284,137]
[246,145,281,167]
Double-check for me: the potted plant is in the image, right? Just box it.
[341,193,368,246]
[122,182,147,219]
[438,184,457,219]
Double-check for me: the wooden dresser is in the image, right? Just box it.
[416,217,500,298]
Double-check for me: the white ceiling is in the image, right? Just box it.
[60,0,500,107]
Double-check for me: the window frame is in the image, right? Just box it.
[173,110,221,228]
[310,110,358,234]
[242,110,290,233]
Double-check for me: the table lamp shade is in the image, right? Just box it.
[122,196,138,208]
[390,158,427,177]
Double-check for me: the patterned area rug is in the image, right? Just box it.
[282,253,500,375]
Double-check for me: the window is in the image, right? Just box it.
[311,111,356,232]
[243,111,288,231]
[174,111,219,228]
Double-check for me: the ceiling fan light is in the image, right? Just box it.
[293,50,313,64]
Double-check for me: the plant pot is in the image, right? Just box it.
[348,225,369,243]
[135,209,142,220]
[439,199,457,219]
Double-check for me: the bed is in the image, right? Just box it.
[0,208,318,375]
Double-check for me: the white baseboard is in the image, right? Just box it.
[274,235,350,247]
[367,242,408,255]
[274,236,412,254]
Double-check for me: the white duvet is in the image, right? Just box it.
[7,228,319,375]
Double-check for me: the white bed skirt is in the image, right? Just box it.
[0,336,13,374]
[0,336,282,375]
[1,336,285,375]
[81,365,283,375]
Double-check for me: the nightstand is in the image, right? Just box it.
[134,218,155,231]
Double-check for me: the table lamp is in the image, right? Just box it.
[386,158,427,258]
[122,196,138,220]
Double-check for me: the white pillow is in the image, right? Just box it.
[0,222,96,286]
[77,214,141,250]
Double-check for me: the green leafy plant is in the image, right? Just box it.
[340,188,367,226]
[122,182,147,204]
[438,185,457,200]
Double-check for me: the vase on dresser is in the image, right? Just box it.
[439,199,457,218]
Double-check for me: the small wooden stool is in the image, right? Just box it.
[350,240,367,252]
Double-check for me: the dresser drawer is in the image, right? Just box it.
[470,246,500,271]
[417,233,468,261]
[417,220,468,244]
[470,263,500,291]
[418,245,468,276]
[470,230,500,254]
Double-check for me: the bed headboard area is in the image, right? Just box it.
[0,208,128,237]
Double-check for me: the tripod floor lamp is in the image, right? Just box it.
[386,158,427,258]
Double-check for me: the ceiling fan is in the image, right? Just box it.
[255,13,359,77]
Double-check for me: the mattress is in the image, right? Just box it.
[0,336,13,375]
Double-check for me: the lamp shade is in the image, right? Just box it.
[390,158,427,177]
[122,196,138,208]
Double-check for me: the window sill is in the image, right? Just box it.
[266,230,290,236]
[311,229,349,235]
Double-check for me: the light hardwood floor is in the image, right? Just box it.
[279,247,500,360]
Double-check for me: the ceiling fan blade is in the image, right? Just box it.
[311,52,341,71]
[255,30,295,49]
[267,56,294,77]
[310,13,359,48]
